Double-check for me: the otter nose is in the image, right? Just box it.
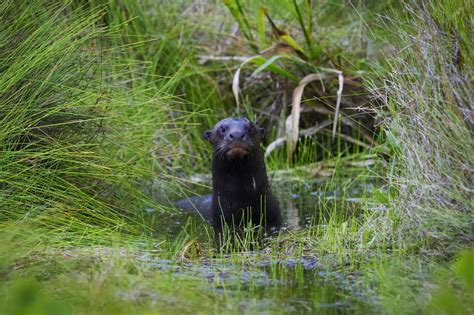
[229,130,245,140]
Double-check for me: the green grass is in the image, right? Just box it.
[373,0,473,255]
[1,0,473,314]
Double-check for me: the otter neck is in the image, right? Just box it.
[211,151,269,194]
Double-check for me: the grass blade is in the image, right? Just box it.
[249,56,298,81]
[264,9,308,58]
[223,0,256,50]
[287,73,327,159]
[233,55,299,109]
[257,5,267,49]
[293,0,313,50]
[319,68,344,141]
[232,56,259,110]
[251,55,282,77]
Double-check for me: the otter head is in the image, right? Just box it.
[204,117,266,159]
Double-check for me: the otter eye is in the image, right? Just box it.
[220,125,228,133]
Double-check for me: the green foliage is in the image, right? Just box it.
[222,0,387,162]
[375,0,473,252]
[427,249,474,315]
[454,249,474,293]
[0,0,188,247]
[0,0,472,314]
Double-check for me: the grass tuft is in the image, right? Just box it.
[374,0,473,254]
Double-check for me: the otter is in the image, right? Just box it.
[203,117,281,237]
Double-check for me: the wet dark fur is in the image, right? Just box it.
[203,118,282,237]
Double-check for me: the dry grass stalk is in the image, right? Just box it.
[286,73,328,158]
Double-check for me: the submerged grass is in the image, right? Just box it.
[0,0,473,314]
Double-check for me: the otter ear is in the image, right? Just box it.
[203,130,212,142]
[259,127,266,139]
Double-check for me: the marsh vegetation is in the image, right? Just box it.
[0,0,472,314]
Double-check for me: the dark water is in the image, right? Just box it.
[148,178,373,235]
[145,179,377,313]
